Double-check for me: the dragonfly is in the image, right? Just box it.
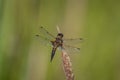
[36,26,83,62]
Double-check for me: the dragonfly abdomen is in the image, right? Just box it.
[51,47,57,62]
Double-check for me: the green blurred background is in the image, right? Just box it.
[0,0,120,80]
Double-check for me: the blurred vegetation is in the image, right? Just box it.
[0,0,120,80]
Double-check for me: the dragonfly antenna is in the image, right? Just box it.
[56,25,61,33]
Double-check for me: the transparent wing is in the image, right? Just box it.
[63,38,83,46]
[35,34,52,47]
[63,44,80,54]
[39,26,56,40]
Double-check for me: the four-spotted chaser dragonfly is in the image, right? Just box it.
[36,26,83,62]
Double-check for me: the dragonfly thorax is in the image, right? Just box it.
[51,33,63,47]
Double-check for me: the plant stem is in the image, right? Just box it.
[61,49,74,80]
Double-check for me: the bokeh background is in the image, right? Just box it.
[0,0,120,80]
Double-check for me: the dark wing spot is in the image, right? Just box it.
[36,35,39,37]
[40,26,43,28]
[79,38,83,40]
[77,48,80,50]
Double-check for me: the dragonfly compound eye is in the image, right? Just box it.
[58,33,64,37]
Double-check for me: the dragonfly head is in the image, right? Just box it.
[57,33,64,38]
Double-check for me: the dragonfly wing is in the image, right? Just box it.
[63,44,80,54]
[35,34,52,47]
[63,38,83,46]
[39,26,56,40]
